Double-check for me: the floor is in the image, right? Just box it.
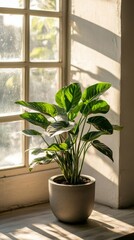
[0,203,134,240]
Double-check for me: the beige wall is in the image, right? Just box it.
[0,167,60,212]
[69,0,134,208]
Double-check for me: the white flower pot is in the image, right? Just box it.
[48,174,95,223]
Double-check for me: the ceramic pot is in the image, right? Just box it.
[48,174,95,223]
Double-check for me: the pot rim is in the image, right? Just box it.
[49,174,96,187]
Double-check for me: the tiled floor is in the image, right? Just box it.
[0,203,134,240]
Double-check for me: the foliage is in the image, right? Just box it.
[30,16,58,61]
[30,0,57,11]
[16,82,121,184]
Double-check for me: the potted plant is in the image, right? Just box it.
[15,82,121,223]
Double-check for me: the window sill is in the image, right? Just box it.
[0,202,134,239]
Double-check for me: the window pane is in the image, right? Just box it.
[0,0,24,8]
[30,0,60,11]
[30,17,59,61]
[29,68,59,103]
[0,121,23,169]
[0,69,23,116]
[0,14,24,61]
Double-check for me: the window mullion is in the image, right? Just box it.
[23,0,30,168]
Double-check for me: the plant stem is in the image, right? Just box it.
[41,135,49,146]
[78,142,91,177]
[76,116,87,159]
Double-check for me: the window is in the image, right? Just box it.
[0,0,67,177]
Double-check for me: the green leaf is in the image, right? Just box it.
[55,88,64,108]
[68,102,83,121]
[91,140,113,161]
[82,131,104,142]
[82,82,111,103]
[55,83,82,112]
[22,129,42,136]
[20,112,50,129]
[65,137,73,148]
[29,156,53,171]
[47,120,68,135]
[70,123,79,136]
[32,148,45,155]
[47,120,75,137]
[15,100,64,117]
[87,116,113,134]
[29,152,56,171]
[81,100,110,116]
[46,143,69,151]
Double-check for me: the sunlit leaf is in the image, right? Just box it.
[46,143,69,151]
[82,82,111,103]
[20,112,50,129]
[15,100,64,117]
[55,83,82,112]
[68,102,83,120]
[81,100,110,116]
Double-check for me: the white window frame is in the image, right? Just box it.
[0,0,68,178]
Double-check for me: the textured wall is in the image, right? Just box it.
[69,0,121,207]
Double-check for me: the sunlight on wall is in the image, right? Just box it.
[72,0,121,34]
[70,0,121,207]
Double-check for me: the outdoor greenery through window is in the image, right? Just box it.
[0,0,65,172]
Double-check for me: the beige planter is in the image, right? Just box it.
[48,174,95,223]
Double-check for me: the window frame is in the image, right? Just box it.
[0,0,68,178]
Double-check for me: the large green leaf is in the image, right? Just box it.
[55,83,82,112]
[46,143,69,151]
[68,102,83,121]
[55,88,64,108]
[32,148,45,155]
[15,100,64,117]
[81,100,110,116]
[82,131,104,142]
[82,82,111,103]
[87,116,113,134]
[20,112,50,129]
[22,129,42,136]
[91,140,113,161]
[47,120,75,137]
[29,156,53,171]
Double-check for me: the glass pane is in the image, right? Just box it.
[0,0,24,8]
[30,0,60,11]
[0,121,23,169]
[0,69,23,116]
[0,14,24,61]
[30,16,59,61]
[29,68,59,103]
